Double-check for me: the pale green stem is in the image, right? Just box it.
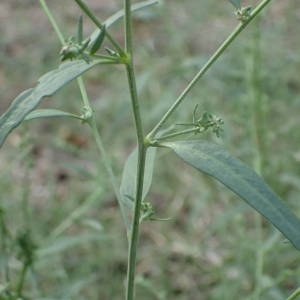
[91,54,121,61]
[125,65,146,300]
[287,288,300,300]
[147,0,273,140]
[78,77,129,228]
[38,0,124,224]
[124,0,147,299]
[39,0,65,44]
[104,0,159,28]
[77,76,90,108]
[88,116,130,229]
[0,209,10,283]
[16,262,29,298]
[245,17,265,300]
[151,127,202,144]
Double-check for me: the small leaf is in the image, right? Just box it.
[0,59,110,148]
[161,140,300,250]
[25,109,82,121]
[120,147,156,231]
[228,0,241,9]
[89,25,106,55]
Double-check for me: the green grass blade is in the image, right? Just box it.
[161,140,300,250]
[25,109,82,121]
[120,147,156,231]
[0,59,110,148]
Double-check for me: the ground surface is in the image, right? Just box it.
[0,0,300,299]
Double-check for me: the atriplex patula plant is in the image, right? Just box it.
[0,0,299,299]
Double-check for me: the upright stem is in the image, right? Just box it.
[89,117,130,227]
[124,1,147,299]
[0,209,10,283]
[152,127,202,143]
[248,18,265,300]
[125,66,146,300]
[78,77,130,229]
[16,263,29,298]
[147,0,272,140]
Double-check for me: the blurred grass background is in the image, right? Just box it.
[0,0,300,299]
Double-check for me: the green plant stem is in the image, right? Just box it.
[91,54,120,61]
[73,0,124,55]
[151,127,202,144]
[248,18,265,300]
[0,209,10,283]
[125,66,146,300]
[77,76,130,229]
[104,0,159,29]
[16,262,29,298]
[38,0,126,227]
[287,288,300,300]
[39,0,65,44]
[88,116,130,227]
[124,0,147,299]
[77,76,90,108]
[147,0,273,140]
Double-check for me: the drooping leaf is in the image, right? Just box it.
[25,109,82,121]
[228,0,242,9]
[161,140,300,250]
[120,147,156,231]
[0,59,110,148]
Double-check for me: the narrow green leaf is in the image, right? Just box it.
[228,0,242,9]
[120,147,156,230]
[89,25,106,55]
[161,140,300,250]
[0,59,109,148]
[25,109,82,121]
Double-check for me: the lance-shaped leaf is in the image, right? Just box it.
[120,147,156,231]
[0,59,110,148]
[25,109,82,121]
[161,140,300,250]
[228,0,242,9]
[89,25,106,55]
